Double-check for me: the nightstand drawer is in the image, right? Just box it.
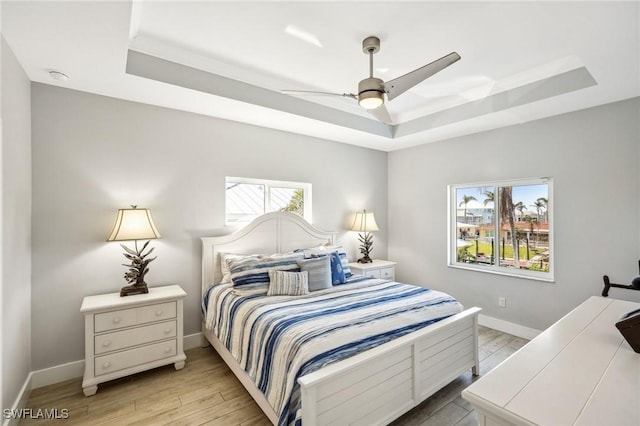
[95,320,177,355]
[94,308,137,332]
[380,267,394,280]
[94,301,176,332]
[136,301,176,325]
[95,339,177,376]
[368,269,382,279]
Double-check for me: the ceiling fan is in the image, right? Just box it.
[282,36,461,124]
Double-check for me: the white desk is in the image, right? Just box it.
[462,296,640,426]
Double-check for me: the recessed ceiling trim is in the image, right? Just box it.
[126,50,393,138]
[126,48,599,142]
[395,66,598,138]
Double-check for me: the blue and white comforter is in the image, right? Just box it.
[203,276,463,426]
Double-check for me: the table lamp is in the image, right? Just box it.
[107,205,161,296]
[350,210,379,263]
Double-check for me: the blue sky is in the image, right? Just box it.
[456,184,548,209]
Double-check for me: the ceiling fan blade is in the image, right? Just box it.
[367,104,392,124]
[281,89,357,100]
[383,52,461,101]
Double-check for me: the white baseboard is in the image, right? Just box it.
[478,314,541,340]
[27,332,203,392]
[2,372,33,426]
[31,359,84,389]
[183,332,203,350]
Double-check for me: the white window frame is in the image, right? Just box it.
[225,176,312,225]
[447,177,554,282]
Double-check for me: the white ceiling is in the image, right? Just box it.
[3,1,639,151]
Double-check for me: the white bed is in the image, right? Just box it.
[201,212,481,425]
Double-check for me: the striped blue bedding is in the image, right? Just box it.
[203,275,463,426]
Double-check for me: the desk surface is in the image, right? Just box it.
[462,296,640,426]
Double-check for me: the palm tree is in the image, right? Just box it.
[281,189,304,216]
[483,191,494,206]
[536,197,548,222]
[514,201,526,221]
[522,214,536,250]
[483,190,495,226]
[499,187,519,268]
[459,195,477,223]
[531,199,545,222]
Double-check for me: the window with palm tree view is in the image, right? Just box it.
[225,177,311,225]
[449,178,552,281]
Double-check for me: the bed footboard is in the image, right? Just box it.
[298,307,481,425]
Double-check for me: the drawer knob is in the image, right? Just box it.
[155,310,163,316]
[112,317,121,324]
[102,340,111,347]
[164,328,172,334]
[102,362,111,369]
[164,347,171,354]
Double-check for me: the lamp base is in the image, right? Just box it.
[120,283,149,297]
[357,256,373,264]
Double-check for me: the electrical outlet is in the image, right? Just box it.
[498,297,506,308]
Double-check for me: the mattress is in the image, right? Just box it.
[203,275,463,426]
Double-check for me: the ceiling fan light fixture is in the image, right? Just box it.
[358,77,385,109]
[358,92,384,109]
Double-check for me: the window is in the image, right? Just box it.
[448,178,552,281]
[225,177,312,225]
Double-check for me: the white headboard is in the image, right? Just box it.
[201,212,336,296]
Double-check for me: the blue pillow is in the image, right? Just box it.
[329,252,346,285]
[338,251,353,278]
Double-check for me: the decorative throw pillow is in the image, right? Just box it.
[338,251,352,278]
[329,252,347,285]
[303,244,352,278]
[229,255,302,290]
[297,256,332,291]
[219,252,262,284]
[267,270,309,296]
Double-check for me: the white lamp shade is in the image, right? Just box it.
[107,207,161,241]
[350,211,380,232]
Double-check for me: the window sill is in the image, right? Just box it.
[448,263,555,283]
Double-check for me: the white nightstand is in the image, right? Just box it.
[80,284,187,396]
[349,260,397,281]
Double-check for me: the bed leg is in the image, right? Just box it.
[472,365,479,376]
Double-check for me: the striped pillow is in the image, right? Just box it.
[297,256,332,291]
[267,270,309,296]
[229,254,303,290]
[219,252,263,284]
[337,251,352,278]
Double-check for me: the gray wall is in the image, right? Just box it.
[30,84,388,370]
[388,98,640,331]
[1,37,32,410]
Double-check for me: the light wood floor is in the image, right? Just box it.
[21,326,527,425]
